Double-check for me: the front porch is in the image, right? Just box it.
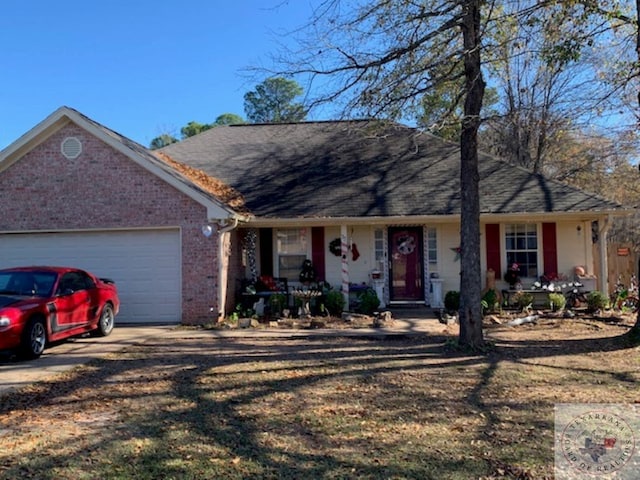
[225,217,609,321]
[229,224,445,319]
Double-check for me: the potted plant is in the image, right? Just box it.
[444,290,460,314]
[356,288,380,315]
[324,289,345,316]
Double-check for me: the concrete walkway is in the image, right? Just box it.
[0,307,451,396]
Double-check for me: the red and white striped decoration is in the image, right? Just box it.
[340,225,349,310]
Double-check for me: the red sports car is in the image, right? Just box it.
[0,266,120,359]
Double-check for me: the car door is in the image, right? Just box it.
[52,271,95,332]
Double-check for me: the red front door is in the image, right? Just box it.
[388,227,424,302]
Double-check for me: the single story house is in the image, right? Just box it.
[0,107,629,324]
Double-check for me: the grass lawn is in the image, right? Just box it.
[0,316,638,479]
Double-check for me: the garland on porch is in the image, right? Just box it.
[329,237,360,261]
[243,229,258,282]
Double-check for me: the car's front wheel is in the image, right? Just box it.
[20,318,47,359]
[95,304,115,337]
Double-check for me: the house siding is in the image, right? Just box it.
[556,221,595,279]
[0,124,218,324]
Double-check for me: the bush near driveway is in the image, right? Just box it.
[0,317,638,480]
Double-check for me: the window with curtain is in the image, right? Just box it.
[276,228,308,281]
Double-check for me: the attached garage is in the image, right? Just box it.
[0,107,248,324]
[0,229,182,324]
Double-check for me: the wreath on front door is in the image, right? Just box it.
[396,234,416,255]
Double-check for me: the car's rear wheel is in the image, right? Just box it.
[95,304,115,337]
[20,318,47,359]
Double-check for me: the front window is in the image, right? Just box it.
[426,227,437,272]
[276,228,308,281]
[505,224,538,278]
[374,228,385,271]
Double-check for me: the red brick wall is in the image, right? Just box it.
[0,124,219,324]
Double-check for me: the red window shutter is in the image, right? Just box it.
[542,223,558,277]
[311,227,326,281]
[485,224,501,276]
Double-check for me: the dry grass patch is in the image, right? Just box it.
[0,317,638,479]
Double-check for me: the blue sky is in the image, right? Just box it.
[0,1,315,149]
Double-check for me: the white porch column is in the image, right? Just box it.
[340,224,349,311]
[598,216,611,294]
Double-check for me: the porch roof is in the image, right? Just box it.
[160,120,627,220]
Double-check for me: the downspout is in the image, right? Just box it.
[598,215,612,294]
[217,217,239,321]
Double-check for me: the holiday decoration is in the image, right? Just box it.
[396,234,416,255]
[299,259,317,284]
[243,229,258,282]
[341,230,349,300]
[351,242,360,261]
[329,238,342,256]
[504,263,521,289]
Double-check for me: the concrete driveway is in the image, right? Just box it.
[0,308,444,397]
[0,325,176,396]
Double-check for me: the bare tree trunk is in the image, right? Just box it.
[634,0,640,338]
[637,0,640,109]
[458,0,485,349]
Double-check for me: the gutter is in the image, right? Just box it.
[242,210,630,228]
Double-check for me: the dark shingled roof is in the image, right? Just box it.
[160,120,625,219]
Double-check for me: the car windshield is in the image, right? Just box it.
[0,271,57,297]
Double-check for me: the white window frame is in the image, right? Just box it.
[503,223,541,280]
[425,227,438,274]
[373,228,385,272]
[274,228,310,283]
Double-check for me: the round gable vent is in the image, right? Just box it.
[61,137,82,159]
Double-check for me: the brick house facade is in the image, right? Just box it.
[0,108,245,324]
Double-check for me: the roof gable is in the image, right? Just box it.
[0,107,246,221]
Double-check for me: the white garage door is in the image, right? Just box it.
[0,229,181,324]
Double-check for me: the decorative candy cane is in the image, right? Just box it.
[341,225,349,310]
